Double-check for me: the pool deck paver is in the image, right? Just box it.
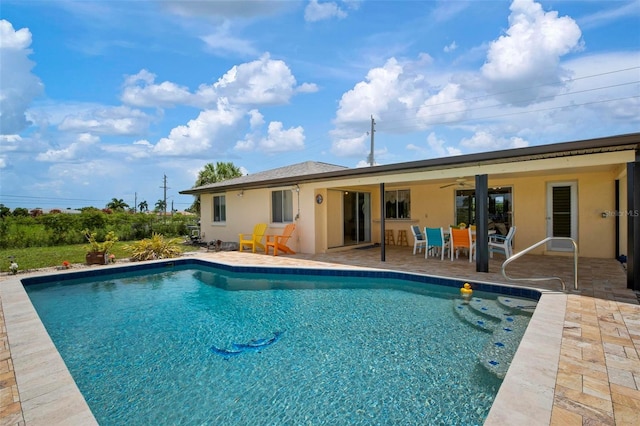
[0,247,639,425]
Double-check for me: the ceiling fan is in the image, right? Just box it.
[439,178,473,189]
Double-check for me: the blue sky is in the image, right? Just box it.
[1,0,639,211]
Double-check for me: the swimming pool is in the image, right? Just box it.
[22,260,539,425]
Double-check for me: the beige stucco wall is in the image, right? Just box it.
[200,187,304,253]
[378,175,607,258]
[381,182,454,246]
[197,151,633,259]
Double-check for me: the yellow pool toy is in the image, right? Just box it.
[460,283,473,301]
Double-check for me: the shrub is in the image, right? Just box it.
[124,233,182,261]
[84,229,118,253]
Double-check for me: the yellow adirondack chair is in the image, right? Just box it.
[239,223,268,253]
[265,223,296,256]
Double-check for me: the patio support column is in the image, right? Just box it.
[615,179,620,259]
[627,161,639,290]
[475,174,489,273]
[380,183,386,262]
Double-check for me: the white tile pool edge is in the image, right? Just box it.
[1,277,98,426]
[485,292,566,425]
[2,267,564,425]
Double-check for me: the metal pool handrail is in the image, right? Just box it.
[501,237,578,292]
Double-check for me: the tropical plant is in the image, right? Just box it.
[84,229,118,253]
[190,161,242,213]
[154,199,166,212]
[106,198,130,211]
[9,261,18,274]
[138,200,149,212]
[124,233,182,261]
[12,207,29,217]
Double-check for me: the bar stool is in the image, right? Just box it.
[396,229,409,246]
[385,230,395,245]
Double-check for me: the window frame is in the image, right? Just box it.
[212,194,226,223]
[384,189,411,219]
[271,190,294,223]
[454,186,513,233]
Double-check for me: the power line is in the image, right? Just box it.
[0,194,106,202]
[378,77,640,131]
[382,95,640,132]
[390,66,640,120]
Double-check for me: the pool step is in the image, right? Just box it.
[452,301,500,333]
[478,313,531,379]
[497,296,537,314]
[467,297,511,321]
[453,297,535,379]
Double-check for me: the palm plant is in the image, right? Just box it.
[155,199,166,212]
[106,198,129,211]
[190,162,242,213]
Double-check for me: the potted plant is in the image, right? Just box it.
[84,229,118,265]
[9,259,18,275]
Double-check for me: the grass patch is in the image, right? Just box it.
[0,242,201,272]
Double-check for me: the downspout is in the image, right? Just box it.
[615,179,619,259]
[380,183,385,262]
[628,160,640,291]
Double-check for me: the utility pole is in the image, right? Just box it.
[161,175,169,220]
[134,192,137,213]
[368,115,376,166]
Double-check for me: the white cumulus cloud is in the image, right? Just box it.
[211,53,298,105]
[58,106,152,135]
[305,1,348,22]
[425,132,462,157]
[153,99,245,156]
[460,131,529,151]
[0,20,44,134]
[481,0,583,104]
[122,55,313,111]
[200,21,259,57]
[36,133,99,162]
[258,121,305,153]
[121,69,193,108]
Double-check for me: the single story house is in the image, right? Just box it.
[180,132,640,290]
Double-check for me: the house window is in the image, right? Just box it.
[455,187,513,235]
[272,190,293,223]
[385,189,410,219]
[213,195,226,222]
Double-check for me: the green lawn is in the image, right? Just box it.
[0,242,201,273]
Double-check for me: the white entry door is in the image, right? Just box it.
[546,182,577,251]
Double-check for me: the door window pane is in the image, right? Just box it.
[552,186,571,237]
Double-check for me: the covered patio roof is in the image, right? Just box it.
[181,133,639,194]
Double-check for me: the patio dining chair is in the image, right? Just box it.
[449,227,475,262]
[489,226,517,259]
[425,227,449,260]
[410,225,427,255]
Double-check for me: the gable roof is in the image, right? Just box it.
[180,133,639,195]
[181,161,349,194]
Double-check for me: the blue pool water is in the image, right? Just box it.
[24,263,535,425]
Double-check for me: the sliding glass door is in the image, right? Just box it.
[343,191,371,246]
